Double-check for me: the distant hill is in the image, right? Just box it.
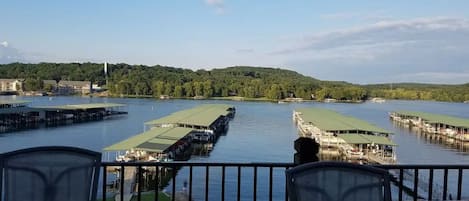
[0,62,467,102]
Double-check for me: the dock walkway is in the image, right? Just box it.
[115,167,136,201]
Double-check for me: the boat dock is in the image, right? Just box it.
[103,104,235,200]
[293,108,397,164]
[105,104,236,162]
[145,104,235,140]
[36,103,127,124]
[0,101,126,133]
[390,111,469,142]
[104,127,195,162]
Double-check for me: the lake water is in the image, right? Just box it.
[1,96,468,200]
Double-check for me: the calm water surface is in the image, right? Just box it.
[1,96,468,200]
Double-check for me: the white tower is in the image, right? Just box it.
[104,62,109,87]
[104,62,108,75]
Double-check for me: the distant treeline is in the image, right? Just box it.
[365,83,469,102]
[0,62,468,102]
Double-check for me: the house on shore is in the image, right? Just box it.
[0,79,24,92]
[58,80,92,95]
[43,80,58,92]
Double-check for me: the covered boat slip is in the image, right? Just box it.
[0,101,43,132]
[294,107,391,135]
[0,102,127,132]
[35,103,127,122]
[293,107,396,164]
[390,110,469,141]
[338,134,397,164]
[104,127,194,162]
[145,104,235,131]
[339,134,397,146]
[35,103,126,113]
[106,104,236,162]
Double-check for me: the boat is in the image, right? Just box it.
[370,97,386,103]
[192,132,214,142]
[324,98,337,103]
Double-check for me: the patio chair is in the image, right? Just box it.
[286,161,391,201]
[1,146,101,201]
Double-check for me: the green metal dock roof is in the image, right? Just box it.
[103,127,193,152]
[295,108,391,134]
[339,134,397,146]
[145,104,234,127]
[394,111,469,129]
[35,103,125,111]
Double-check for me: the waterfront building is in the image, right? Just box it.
[0,78,24,92]
[57,80,92,95]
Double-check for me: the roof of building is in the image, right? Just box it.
[145,104,234,127]
[103,127,193,152]
[34,103,125,110]
[295,107,391,134]
[339,134,397,146]
[0,79,24,82]
[394,111,469,129]
[58,80,91,86]
[43,80,57,85]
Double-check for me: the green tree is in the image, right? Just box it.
[203,80,213,97]
[174,85,183,97]
[134,82,149,95]
[194,82,203,96]
[23,78,43,91]
[266,84,282,100]
[117,81,132,95]
[183,82,194,97]
[152,81,165,96]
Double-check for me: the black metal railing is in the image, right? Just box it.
[377,164,469,201]
[101,162,469,201]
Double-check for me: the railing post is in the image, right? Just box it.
[294,137,319,165]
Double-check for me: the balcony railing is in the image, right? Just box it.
[101,162,469,201]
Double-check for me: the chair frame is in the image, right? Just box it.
[0,146,102,201]
[286,161,392,201]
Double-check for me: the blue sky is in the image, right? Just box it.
[1,0,469,84]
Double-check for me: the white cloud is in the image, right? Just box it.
[273,17,469,84]
[204,0,224,14]
[274,17,469,55]
[0,41,27,64]
[1,41,8,47]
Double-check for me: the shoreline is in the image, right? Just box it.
[10,92,468,104]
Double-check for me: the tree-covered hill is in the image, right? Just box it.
[0,62,467,102]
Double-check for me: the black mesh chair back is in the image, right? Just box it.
[1,146,101,201]
[286,161,392,201]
